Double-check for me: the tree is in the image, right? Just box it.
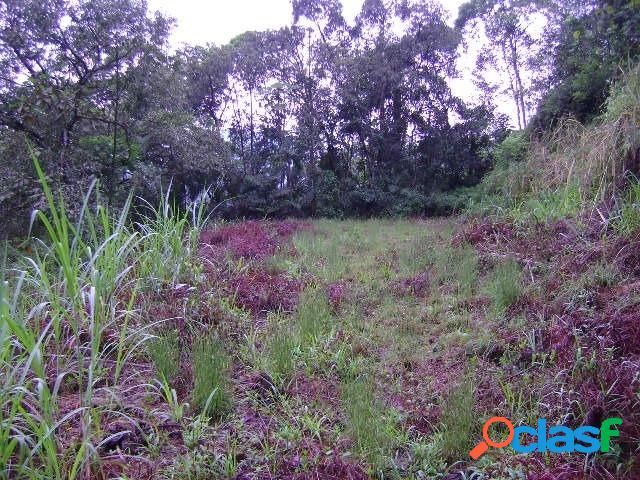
[530,0,640,129]
[456,0,539,129]
[0,0,514,230]
[0,0,171,201]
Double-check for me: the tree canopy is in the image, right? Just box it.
[0,0,638,235]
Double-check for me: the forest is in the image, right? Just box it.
[1,0,636,234]
[1,0,640,479]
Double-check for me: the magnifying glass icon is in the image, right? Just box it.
[469,416,514,460]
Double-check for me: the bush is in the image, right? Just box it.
[390,188,428,217]
[492,131,529,168]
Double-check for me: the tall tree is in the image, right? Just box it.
[456,0,539,129]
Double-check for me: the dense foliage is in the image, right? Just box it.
[1,0,639,237]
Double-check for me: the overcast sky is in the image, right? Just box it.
[146,0,518,126]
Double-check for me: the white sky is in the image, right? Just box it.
[147,0,518,126]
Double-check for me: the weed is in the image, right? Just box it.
[486,259,522,315]
[499,378,539,426]
[525,182,582,223]
[191,333,231,417]
[149,329,182,384]
[160,451,221,480]
[439,380,478,462]
[183,415,212,450]
[592,260,621,287]
[410,433,448,477]
[156,377,187,421]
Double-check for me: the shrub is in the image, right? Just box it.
[492,131,529,168]
[390,188,428,217]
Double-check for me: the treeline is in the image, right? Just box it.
[0,0,638,235]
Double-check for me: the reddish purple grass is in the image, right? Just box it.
[198,220,307,317]
[393,272,430,297]
[228,268,301,315]
[326,282,347,311]
[459,217,640,478]
[200,221,279,259]
[132,218,640,479]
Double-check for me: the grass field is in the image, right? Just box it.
[2,206,638,479]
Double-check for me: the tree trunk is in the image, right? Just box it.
[509,37,527,128]
[501,42,522,129]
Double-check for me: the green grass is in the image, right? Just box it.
[191,333,231,417]
[433,244,478,297]
[296,287,332,344]
[438,380,478,463]
[0,155,209,478]
[486,259,523,315]
[341,376,398,472]
[615,177,640,235]
[398,231,433,276]
[6,162,636,480]
[149,329,182,384]
[264,323,297,385]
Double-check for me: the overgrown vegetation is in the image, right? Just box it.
[5,0,638,231]
[1,0,640,479]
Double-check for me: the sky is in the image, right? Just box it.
[146,0,518,125]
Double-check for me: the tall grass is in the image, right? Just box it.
[433,245,478,297]
[297,287,332,344]
[473,63,640,220]
[439,380,478,462]
[0,154,210,478]
[341,376,397,472]
[149,330,182,385]
[264,325,297,385]
[614,176,640,235]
